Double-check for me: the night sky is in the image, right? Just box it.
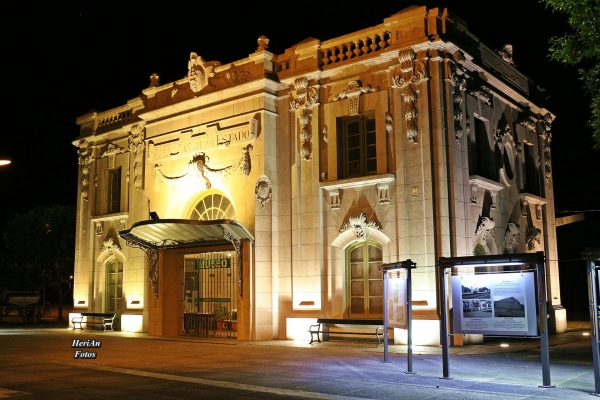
[1,1,598,316]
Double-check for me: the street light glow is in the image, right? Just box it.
[0,160,11,166]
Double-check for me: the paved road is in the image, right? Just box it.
[0,326,597,399]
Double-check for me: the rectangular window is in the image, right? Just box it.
[106,261,123,313]
[337,114,377,179]
[108,168,121,213]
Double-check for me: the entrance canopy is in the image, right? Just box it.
[119,219,254,250]
[119,219,254,299]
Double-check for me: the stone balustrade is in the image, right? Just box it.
[321,31,391,66]
[96,109,133,132]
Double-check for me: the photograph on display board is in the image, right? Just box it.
[387,273,407,330]
[493,295,526,318]
[453,272,533,335]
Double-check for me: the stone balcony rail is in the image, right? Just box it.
[96,109,133,133]
[321,30,391,67]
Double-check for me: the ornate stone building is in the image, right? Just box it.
[72,6,565,343]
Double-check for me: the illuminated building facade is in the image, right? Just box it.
[73,6,565,343]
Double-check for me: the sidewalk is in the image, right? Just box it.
[1,317,596,399]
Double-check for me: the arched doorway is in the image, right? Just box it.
[346,240,383,318]
[183,190,238,337]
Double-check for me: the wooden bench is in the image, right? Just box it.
[309,319,391,347]
[72,313,116,332]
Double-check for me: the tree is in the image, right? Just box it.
[542,0,600,148]
[2,205,75,321]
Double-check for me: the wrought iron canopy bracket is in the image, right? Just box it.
[126,238,159,299]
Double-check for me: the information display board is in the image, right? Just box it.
[451,271,538,336]
[386,271,407,330]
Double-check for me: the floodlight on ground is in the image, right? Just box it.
[0,160,11,166]
[500,343,509,347]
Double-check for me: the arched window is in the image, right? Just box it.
[106,260,123,313]
[190,191,236,221]
[347,240,383,318]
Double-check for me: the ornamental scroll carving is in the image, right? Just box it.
[333,80,379,115]
[473,216,497,255]
[448,51,469,144]
[128,123,145,191]
[154,145,253,191]
[339,213,382,242]
[78,140,93,201]
[290,77,318,110]
[392,49,426,88]
[503,223,521,254]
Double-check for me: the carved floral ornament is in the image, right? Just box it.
[154,144,253,191]
[128,123,145,192]
[290,77,318,111]
[299,110,312,161]
[403,86,419,144]
[339,213,382,242]
[188,52,221,94]
[78,140,93,201]
[255,175,272,209]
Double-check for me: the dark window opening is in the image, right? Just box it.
[337,114,377,179]
[108,168,121,213]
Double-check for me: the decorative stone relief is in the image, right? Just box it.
[148,73,160,88]
[448,50,468,91]
[171,82,180,97]
[299,110,312,161]
[327,189,341,210]
[128,123,145,192]
[473,216,497,255]
[154,144,253,191]
[503,222,520,254]
[403,86,419,143]
[526,226,542,252]
[333,80,380,116]
[385,112,393,134]
[453,92,464,143]
[188,52,221,94]
[77,140,93,201]
[255,175,272,209]
[497,44,515,66]
[377,184,390,205]
[470,87,491,106]
[95,222,103,236]
[392,49,427,88]
[519,116,537,139]
[101,142,126,169]
[257,35,269,51]
[207,63,251,88]
[536,205,542,220]
[290,77,318,110]
[339,213,382,242]
[540,113,553,183]
[496,125,517,187]
[99,238,124,260]
[322,125,328,143]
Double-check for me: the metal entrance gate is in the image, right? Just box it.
[183,252,237,337]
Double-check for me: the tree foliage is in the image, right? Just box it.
[2,205,75,320]
[542,0,600,148]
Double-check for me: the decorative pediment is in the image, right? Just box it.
[392,49,427,88]
[290,77,319,111]
[339,213,382,242]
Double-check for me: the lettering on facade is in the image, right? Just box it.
[148,117,258,162]
[194,258,231,269]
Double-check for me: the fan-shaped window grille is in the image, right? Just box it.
[191,193,236,221]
